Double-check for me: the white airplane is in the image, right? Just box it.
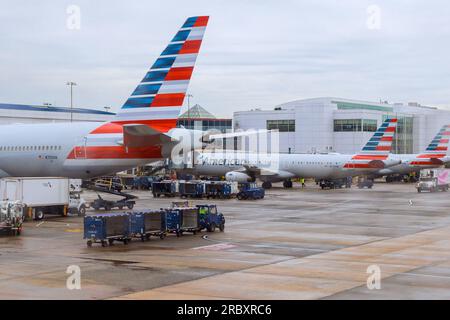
[179,118,400,188]
[371,124,450,178]
[0,16,209,178]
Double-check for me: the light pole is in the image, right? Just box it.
[66,81,77,122]
[186,93,193,129]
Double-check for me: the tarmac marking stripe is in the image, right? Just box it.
[192,243,237,251]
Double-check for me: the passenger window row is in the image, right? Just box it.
[0,145,62,151]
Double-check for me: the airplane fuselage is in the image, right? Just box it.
[183,152,379,181]
[183,151,447,182]
[0,122,163,178]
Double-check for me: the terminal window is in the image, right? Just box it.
[334,119,362,131]
[267,120,295,132]
[363,119,377,132]
[334,119,377,132]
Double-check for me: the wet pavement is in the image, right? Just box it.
[1,182,450,299]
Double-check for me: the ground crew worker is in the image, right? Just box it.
[199,206,208,216]
[300,178,305,188]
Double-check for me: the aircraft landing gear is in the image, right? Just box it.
[283,180,293,188]
[262,181,272,189]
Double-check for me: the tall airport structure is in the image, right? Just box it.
[233,97,450,154]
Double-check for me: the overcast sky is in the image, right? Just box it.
[1,0,450,117]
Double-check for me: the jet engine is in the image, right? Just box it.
[163,128,207,159]
[225,171,253,182]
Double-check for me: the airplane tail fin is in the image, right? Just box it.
[358,118,398,157]
[113,16,209,132]
[346,118,398,168]
[412,125,450,165]
[419,125,450,157]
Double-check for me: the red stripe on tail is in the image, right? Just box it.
[179,40,202,54]
[194,16,209,27]
[165,67,194,81]
[151,93,186,107]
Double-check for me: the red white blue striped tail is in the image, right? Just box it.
[418,125,450,158]
[359,118,397,156]
[344,118,397,169]
[411,124,450,165]
[113,16,209,132]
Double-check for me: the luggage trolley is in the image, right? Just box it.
[130,210,166,241]
[179,181,205,198]
[179,207,201,234]
[152,180,178,197]
[84,213,131,247]
[164,208,182,236]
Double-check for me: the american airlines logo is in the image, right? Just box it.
[170,128,280,172]
[200,158,272,167]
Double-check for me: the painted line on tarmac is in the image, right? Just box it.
[199,235,328,253]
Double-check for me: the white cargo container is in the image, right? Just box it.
[0,177,71,220]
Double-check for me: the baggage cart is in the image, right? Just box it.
[179,181,204,198]
[84,213,131,247]
[180,207,200,234]
[130,210,166,241]
[205,181,238,199]
[152,180,178,197]
[165,208,182,236]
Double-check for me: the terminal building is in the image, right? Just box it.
[233,97,450,154]
[4,99,450,157]
[0,103,114,124]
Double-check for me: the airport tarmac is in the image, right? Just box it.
[1,182,450,299]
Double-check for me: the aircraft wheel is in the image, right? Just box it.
[283,180,293,188]
[262,181,272,189]
[207,223,216,232]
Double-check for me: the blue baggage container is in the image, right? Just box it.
[179,181,204,198]
[84,213,131,247]
[165,207,200,235]
[132,176,155,190]
[165,209,182,236]
[152,181,178,197]
[179,207,200,234]
[130,210,166,241]
[205,182,237,199]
